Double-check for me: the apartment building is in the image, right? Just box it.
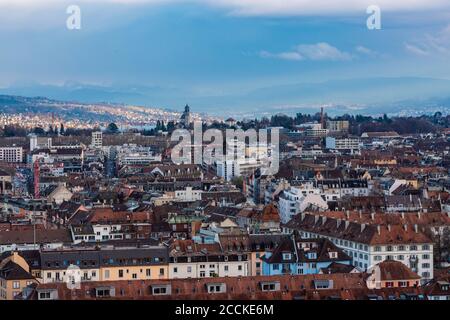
[168,240,249,279]
[38,246,169,284]
[0,252,37,300]
[261,237,352,276]
[283,213,434,283]
[325,137,360,152]
[0,147,23,163]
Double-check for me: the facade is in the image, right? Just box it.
[174,186,202,202]
[0,147,23,163]
[326,120,349,132]
[91,131,103,149]
[38,247,169,284]
[169,240,249,279]
[283,213,434,283]
[325,137,360,152]
[261,237,352,276]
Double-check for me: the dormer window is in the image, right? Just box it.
[308,252,317,259]
[282,253,292,260]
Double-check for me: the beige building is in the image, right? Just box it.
[0,252,37,300]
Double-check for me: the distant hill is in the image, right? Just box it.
[1,77,450,117]
[0,95,185,124]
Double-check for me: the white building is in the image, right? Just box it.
[174,186,202,202]
[283,214,434,283]
[30,134,52,152]
[91,131,103,149]
[278,185,327,224]
[325,137,360,152]
[116,145,161,166]
[0,146,23,163]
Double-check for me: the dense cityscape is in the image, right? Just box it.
[0,101,448,302]
[1,1,450,315]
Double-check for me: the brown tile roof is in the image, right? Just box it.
[284,213,433,245]
[374,260,421,281]
[34,272,429,300]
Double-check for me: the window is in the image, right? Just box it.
[399,281,408,287]
[386,282,394,288]
[119,270,124,278]
[423,254,430,260]
[224,265,229,272]
[422,245,430,250]
[146,269,151,277]
[152,287,167,295]
[261,283,276,291]
[13,281,20,289]
[39,292,51,300]
[374,246,381,252]
[200,271,205,277]
[282,253,292,260]
[104,270,110,279]
[238,265,242,271]
[159,268,164,276]
[132,273,137,279]
[410,245,417,251]
[187,266,192,273]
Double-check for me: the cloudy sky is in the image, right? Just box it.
[1,0,450,115]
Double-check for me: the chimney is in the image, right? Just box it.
[337,219,341,228]
[387,224,391,232]
[301,212,305,221]
[322,216,327,224]
[371,212,375,221]
[345,210,350,219]
[344,221,350,229]
[418,211,421,219]
[314,215,319,224]
[401,212,405,219]
[414,224,418,233]
[359,210,362,218]
[360,223,366,233]
[403,224,408,231]
[377,225,381,235]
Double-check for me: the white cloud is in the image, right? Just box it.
[404,43,429,56]
[405,24,450,56]
[260,42,352,61]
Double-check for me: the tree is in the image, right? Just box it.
[33,127,45,135]
[231,176,244,190]
[106,122,119,134]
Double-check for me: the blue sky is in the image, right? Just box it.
[1,0,450,115]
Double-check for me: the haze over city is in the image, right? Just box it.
[0,0,450,116]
